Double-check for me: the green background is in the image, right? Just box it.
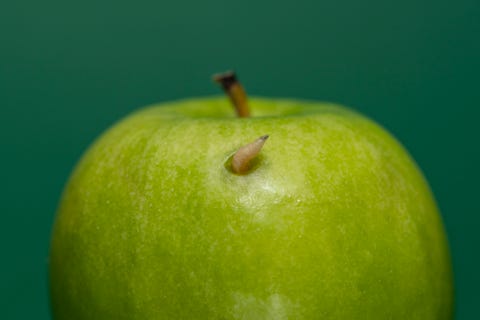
[1,0,478,318]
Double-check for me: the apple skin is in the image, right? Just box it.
[49,97,453,319]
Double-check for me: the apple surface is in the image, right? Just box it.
[49,97,453,319]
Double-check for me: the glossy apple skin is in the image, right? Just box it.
[50,97,453,319]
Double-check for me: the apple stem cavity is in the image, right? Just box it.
[213,71,251,118]
[231,135,269,174]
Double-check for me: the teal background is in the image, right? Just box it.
[0,0,478,318]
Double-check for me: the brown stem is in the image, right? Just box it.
[213,71,250,118]
[232,135,269,174]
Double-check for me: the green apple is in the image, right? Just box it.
[49,77,453,319]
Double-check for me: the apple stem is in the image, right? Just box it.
[213,71,251,118]
[232,135,269,174]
